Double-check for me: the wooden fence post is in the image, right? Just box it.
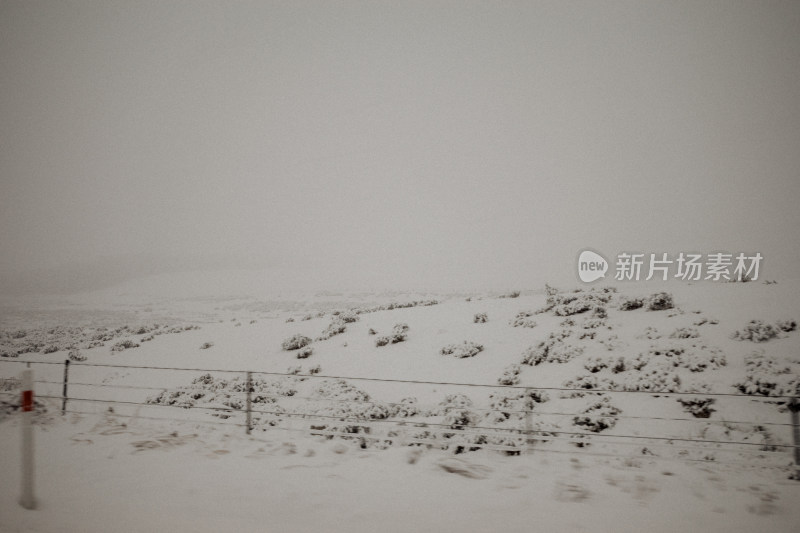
[20,366,36,509]
[789,398,800,470]
[245,371,252,435]
[62,359,70,415]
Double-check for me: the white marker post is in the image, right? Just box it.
[19,368,37,510]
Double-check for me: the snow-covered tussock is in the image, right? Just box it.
[509,310,536,328]
[732,319,796,342]
[440,341,483,358]
[316,318,347,341]
[572,396,621,433]
[376,323,409,347]
[146,373,297,415]
[521,330,583,366]
[733,351,800,397]
[282,334,312,351]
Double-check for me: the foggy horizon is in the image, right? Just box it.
[2,1,799,297]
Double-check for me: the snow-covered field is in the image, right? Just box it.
[1,276,799,532]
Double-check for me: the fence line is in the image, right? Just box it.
[3,358,797,400]
[2,358,799,468]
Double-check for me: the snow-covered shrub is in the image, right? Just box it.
[618,364,684,393]
[282,334,312,351]
[677,397,716,418]
[376,323,409,347]
[68,349,86,362]
[670,327,700,339]
[521,330,583,366]
[297,346,313,359]
[499,291,521,299]
[42,344,60,354]
[110,340,139,352]
[497,364,521,386]
[391,397,420,418]
[635,343,726,373]
[538,287,612,317]
[368,328,377,335]
[509,311,536,328]
[486,388,550,424]
[147,374,295,416]
[776,319,797,332]
[308,364,322,375]
[563,374,606,394]
[285,317,295,323]
[693,317,719,326]
[316,318,347,341]
[609,356,627,374]
[645,292,674,311]
[200,342,214,350]
[733,351,800,397]
[732,320,782,342]
[440,341,483,358]
[338,310,360,323]
[438,394,477,429]
[583,356,608,373]
[473,313,488,324]
[573,397,621,432]
[618,296,644,311]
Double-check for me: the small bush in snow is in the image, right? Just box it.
[618,296,644,311]
[497,364,521,386]
[732,320,795,342]
[509,311,537,328]
[521,330,583,366]
[670,327,700,339]
[645,292,674,311]
[733,351,800,397]
[316,318,347,341]
[473,313,488,323]
[440,341,483,358]
[583,357,608,373]
[572,397,621,432]
[282,334,312,351]
[368,328,377,335]
[438,394,477,429]
[200,342,214,350]
[338,310,360,323]
[677,397,716,418]
[376,323,409,347]
[68,349,86,362]
[297,346,313,359]
[111,340,139,352]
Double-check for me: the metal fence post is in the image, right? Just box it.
[789,398,800,470]
[62,359,70,415]
[20,366,36,509]
[525,388,534,454]
[245,371,252,435]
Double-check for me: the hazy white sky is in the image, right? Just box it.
[1,1,799,293]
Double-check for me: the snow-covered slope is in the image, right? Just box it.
[1,278,799,532]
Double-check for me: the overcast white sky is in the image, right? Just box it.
[1,1,799,294]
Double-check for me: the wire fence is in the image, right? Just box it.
[1,358,799,468]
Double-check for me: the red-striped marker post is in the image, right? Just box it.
[19,368,36,510]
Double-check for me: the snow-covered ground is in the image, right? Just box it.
[1,276,799,532]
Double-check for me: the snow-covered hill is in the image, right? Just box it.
[1,278,799,532]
